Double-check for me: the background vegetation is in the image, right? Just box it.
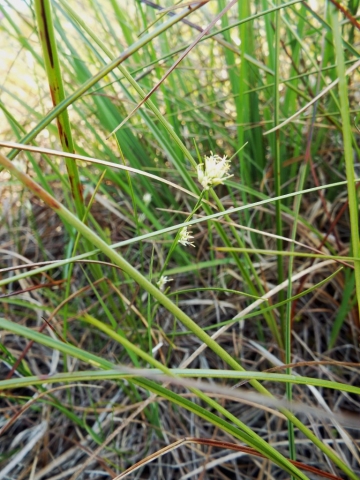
[0,0,359,479]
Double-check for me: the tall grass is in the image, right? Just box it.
[0,1,359,479]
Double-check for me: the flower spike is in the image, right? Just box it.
[178,227,195,247]
[197,151,232,190]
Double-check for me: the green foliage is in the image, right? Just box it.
[0,1,359,479]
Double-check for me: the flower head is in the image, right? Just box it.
[143,193,152,206]
[157,275,173,291]
[178,227,195,247]
[197,151,232,190]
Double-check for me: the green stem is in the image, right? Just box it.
[274,0,284,334]
[34,0,84,218]
[332,9,360,320]
[159,191,205,279]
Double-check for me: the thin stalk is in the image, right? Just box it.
[332,9,360,319]
[159,192,205,279]
[274,0,285,333]
[285,164,308,467]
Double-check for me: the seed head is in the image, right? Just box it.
[197,151,232,190]
[157,275,173,291]
[143,193,152,206]
[178,227,195,247]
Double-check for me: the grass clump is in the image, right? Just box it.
[0,1,359,479]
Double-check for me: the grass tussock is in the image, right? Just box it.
[0,1,360,479]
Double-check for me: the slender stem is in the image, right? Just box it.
[332,9,360,320]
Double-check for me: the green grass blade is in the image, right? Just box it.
[34,0,85,218]
[331,8,360,320]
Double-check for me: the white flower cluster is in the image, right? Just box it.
[157,275,173,291]
[197,151,232,190]
[143,193,152,206]
[178,227,195,247]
